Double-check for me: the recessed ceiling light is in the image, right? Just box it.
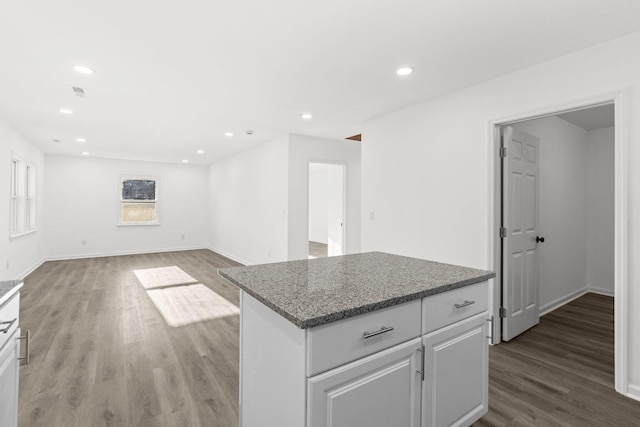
[81,152,90,156]
[182,159,189,163]
[301,113,313,120]
[224,132,233,137]
[74,65,95,75]
[396,66,413,76]
[59,108,74,115]
[197,149,204,154]
[76,138,86,143]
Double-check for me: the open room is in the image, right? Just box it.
[2,1,640,426]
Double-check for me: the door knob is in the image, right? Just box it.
[536,236,545,243]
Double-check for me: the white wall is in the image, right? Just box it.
[44,155,209,259]
[587,127,615,294]
[288,134,360,261]
[308,164,329,244]
[209,137,289,265]
[0,119,45,278]
[361,31,640,390]
[511,117,588,311]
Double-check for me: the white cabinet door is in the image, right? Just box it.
[0,328,20,427]
[308,337,422,427]
[422,315,488,427]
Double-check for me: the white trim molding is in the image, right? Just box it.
[539,289,588,317]
[487,90,629,397]
[207,246,251,266]
[628,384,640,403]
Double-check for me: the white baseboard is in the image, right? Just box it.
[45,246,210,262]
[627,384,640,402]
[587,286,615,297]
[540,288,588,317]
[16,258,46,280]
[207,246,251,266]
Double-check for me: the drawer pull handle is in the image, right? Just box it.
[17,330,30,364]
[416,344,425,381]
[454,300,475,309]
[0,318,17,333]
[363,325,394,339]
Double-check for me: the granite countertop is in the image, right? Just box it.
[0,280,23,307]
[219,252,495,329]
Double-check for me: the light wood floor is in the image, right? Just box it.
[475,293,640,426]
[308,241,328,258]
[18,249,241,427]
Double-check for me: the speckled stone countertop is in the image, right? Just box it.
[219,252,495,329]
[0,280,23,307]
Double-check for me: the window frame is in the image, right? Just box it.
[9,153,37,239]
[117,175,160,226]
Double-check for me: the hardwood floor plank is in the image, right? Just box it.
[19,249,241,427]
[475,293,640,426]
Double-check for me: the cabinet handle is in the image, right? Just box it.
[17,330,30,364]
[416,344,425,381]
[362,325,394,339]
[454,300,475,309]
[0,318,17,333]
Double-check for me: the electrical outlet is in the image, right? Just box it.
[369,211,375,221]
[82,240,87,245]
[181,234,185,240]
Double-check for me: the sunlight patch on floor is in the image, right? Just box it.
[133,265,198,289]
[146,283,239,327]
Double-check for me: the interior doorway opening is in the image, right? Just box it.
[308,162,345,259]
[490,93,628,395]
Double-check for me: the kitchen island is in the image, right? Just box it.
[219,252,495,427]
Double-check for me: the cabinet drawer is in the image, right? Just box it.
[0,293,20,351]
[307,299,421,376]
[422,281,487,335]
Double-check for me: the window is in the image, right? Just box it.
[10,154,37,238]
[119,177,159,225]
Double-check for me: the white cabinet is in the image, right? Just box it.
[308,338,422,427]
[239,281,489,427]
[422,314,488,427]
[0,329,20,427]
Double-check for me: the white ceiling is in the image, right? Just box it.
[557,104,615,131]
[1,0,640,164]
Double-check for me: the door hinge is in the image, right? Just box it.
[500,146,507,158]
[500,227,507,238]
[499,307,507,318]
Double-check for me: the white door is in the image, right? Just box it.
[422,315,488,427]
[308,338,422,427]
[501,126,540,341]
[326,164,345,256]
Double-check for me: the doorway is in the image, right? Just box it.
[492,98,627,393]
[308,162,345,258]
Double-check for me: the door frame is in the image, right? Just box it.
[306,160,347,256]
[486,91,628,395]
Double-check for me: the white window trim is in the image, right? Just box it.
[118,175,160,226]
[9,153,37,239]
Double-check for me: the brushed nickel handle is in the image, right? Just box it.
[0,318,17,333]
[18,330,30,364]
[416,344,425,381]
[362,325,394,339]
[454,300,475,309]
